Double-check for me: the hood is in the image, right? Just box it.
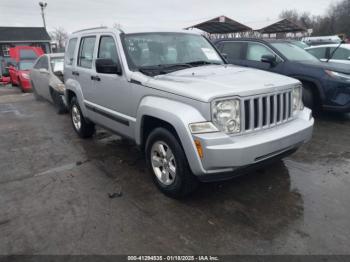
[137,65,299,102]
[296,60,350,74]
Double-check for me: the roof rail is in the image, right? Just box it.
[72,26,108,34]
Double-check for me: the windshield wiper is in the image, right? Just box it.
[139,63,193,76]
[327,40,345,62]
[186,60,222,66]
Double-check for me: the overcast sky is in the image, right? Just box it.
[0,0,341,33]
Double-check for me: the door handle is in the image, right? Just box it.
[72,71,79,76]
[91,76,101,81]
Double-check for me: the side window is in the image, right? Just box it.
[221,42,245,60]
[41,56,49,70]
[332,47,350,60]
[66,38,77,66]
[98,36,119,64]
[34,57,43,69]
[78,36,96,69]
[34,56,48,69]
[307,47,326,59]
[246,43,274,61]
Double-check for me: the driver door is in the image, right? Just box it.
[244,42,284,74]
[33,56,50,100]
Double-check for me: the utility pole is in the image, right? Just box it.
[39,2,48,28]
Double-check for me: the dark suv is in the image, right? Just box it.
[214,38,350,112]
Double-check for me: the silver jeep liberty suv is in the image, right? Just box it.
[64,27,314,198]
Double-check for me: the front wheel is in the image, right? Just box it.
[145,127,198,198]
[50,88,68,114]
[302,85,314,110]
[70,97,95,138]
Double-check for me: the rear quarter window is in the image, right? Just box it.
[65,38,78,66]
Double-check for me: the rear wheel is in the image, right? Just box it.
[145,127,198,198]
[70,96,95,138]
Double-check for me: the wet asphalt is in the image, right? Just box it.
[0,85,349,255]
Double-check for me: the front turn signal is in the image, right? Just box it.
[194,139,203,159]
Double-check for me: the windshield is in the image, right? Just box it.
[291,41,309,49]
[50,57,64,72]
[122,33,224,75]
[19,60,35,70]
[271,43,319,62]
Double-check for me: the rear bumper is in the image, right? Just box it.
[191,108,314,177]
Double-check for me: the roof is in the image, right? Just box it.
[305,44,350,50]
[70,27,201,36]
[186,16,252,34]
[47,53,65,58]
[248,19,307,33]
[0,27,51,42]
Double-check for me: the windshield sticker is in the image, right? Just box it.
[201,48,220,61]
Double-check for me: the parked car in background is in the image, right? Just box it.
[8,46,44,91]
[305,44,350,65]
[9,46,44,62]
[215,38,350,112]
[8,60,35,92]
[30,53,67,114]
[64,28,313,198]
[302,35,342,46]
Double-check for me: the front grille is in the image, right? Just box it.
[241,90,293,133]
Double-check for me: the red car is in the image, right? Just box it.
[8,60,35,92]
[8,46,44,92]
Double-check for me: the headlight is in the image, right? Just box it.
[56,83,65,92]
[21,73,30,80]
[189,122,218,134]
[212,99,240,134]
[292,86,304,113]
[325,70,350,82]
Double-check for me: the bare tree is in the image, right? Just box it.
[279,0,350,36]
[50,27,68,49]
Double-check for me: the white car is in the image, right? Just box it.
[30,53,68,113]
[305,44,350,65]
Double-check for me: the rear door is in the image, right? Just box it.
[64,37,78,83]
[33,56,51,99]
[75,35,97,107]
[217,41,247,66]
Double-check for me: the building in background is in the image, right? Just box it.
[0,27,51,58]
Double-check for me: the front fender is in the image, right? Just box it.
[136,96,208,175]
[64,79,87,115]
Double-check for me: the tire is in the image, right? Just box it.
[50,88,68,114]
[302,84,314,109]
[70,96,95,138]
[145,127,198,198]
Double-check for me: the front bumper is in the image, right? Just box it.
[191,108,314,176]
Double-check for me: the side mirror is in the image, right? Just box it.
[95,58,122,75]
[261,54,277,66]
[54,70,63,77]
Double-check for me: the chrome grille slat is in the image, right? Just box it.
[249,99,254,131]
[241,90,293,134]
